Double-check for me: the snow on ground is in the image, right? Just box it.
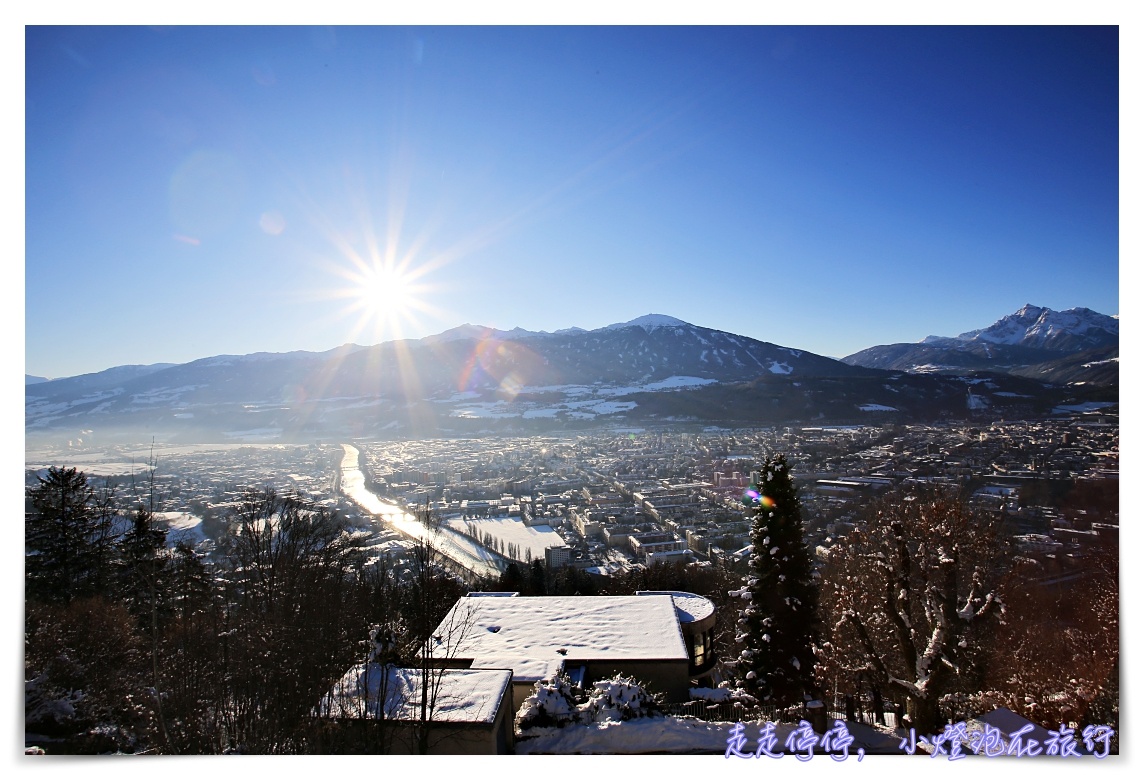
[966,395,990,410]
[586,401,637,414]
[911,364,959,373]
[767,362,793,375]
[443,378,709,420]
[596,376,714,395]
[453,399,639,419]
[363,537,419,561]
[520,384,595,395]
[446,516,566,561]
[129,385,200,404]
[1082,356,1119,368]
[156,511,205,547]
[642,376,717,390]
[24,461,157,477]
[1053,401,1117,414]
[604,314,689,332]
[518,716,736,754]
[450,403,517,419]
[857,404,898,412]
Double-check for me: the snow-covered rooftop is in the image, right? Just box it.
[319,664,511,724]
[635,591,715,623]
[442,595,689,682]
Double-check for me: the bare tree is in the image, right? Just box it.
[982,534,1118,733]
[817,488,1007,733]
[218,488,367,752]
[405,502,474,754]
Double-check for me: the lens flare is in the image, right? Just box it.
[742,487,778,509]
[457,334,545,400]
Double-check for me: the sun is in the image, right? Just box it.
[356,264,414,321]
[329,253,441,344]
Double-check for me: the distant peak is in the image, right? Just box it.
[422,323,545,344]
[422,323,496,343]
[602,314,692,332]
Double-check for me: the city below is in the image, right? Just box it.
[25,413,1118,587]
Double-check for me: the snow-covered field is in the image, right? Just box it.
[1053,401,1117,414]
[446,516,566,562]
[24,460,156,477]
[447,376,717,421]
[156,511,205,547]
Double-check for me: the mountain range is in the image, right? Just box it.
[26,307,1118,444]
[841,305,1118,384]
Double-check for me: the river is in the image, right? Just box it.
[338,443,504,579]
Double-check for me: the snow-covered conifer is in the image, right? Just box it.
[731,454,819,705]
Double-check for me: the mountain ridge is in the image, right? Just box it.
[844,304,1118,384]
[25,308,1116,444]
[25,314,876,441]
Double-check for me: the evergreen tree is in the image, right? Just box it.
[168,541,217,622]
[117,506,171,626]
[731,454,819,705]
[26,466,118,604]
[117,499,176,751]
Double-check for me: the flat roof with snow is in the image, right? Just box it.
[635,591,715,623]
[442,595,689,683]
[320,664,512,724]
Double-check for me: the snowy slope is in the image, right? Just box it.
[956,304,1117,350]
[844,304,1118,382]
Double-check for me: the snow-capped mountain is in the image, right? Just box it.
[843,304,1118,384]
[924,304,1118,352]
[27,311,1114,444]
[25,315,871,441]
[602,314,691,332]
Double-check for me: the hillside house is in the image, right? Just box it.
[318,665,514,755]
[430,591,718,710]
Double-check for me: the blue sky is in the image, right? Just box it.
[25,24,1119,379]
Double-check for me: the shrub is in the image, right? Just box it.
[515,674,581,730]
[581,675,662,723]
